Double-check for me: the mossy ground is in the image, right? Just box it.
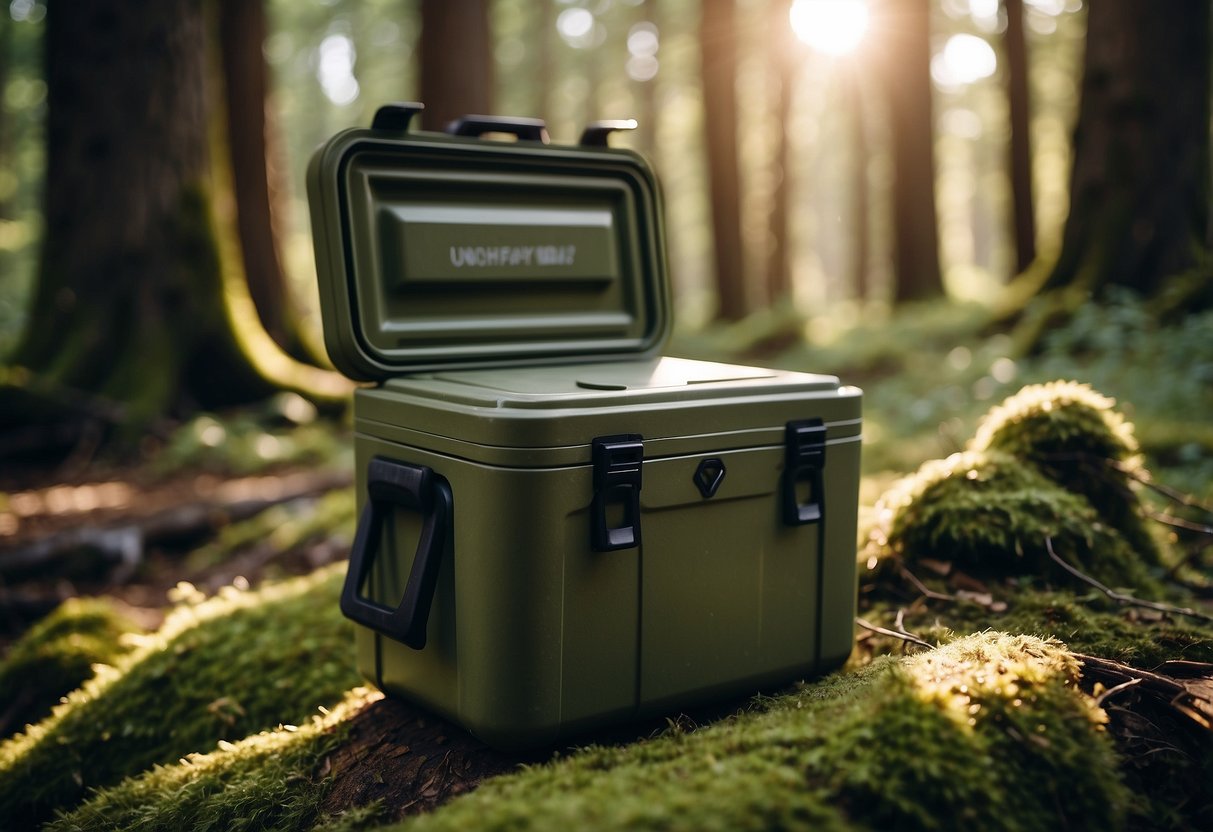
[0,565,358,827]
[3,302,1212,830]
[0,596,143,739]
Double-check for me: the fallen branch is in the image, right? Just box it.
[1044,536,1213,624]
[1075,653,1213,732]
[897,562,956,603]
[855,616,935,650]
[0,469,352,580]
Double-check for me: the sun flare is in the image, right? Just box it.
[789,0,870,56]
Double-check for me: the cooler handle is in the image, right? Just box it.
[340,457,452,650]
[446,114,551,143]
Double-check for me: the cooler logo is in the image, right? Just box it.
[448,245,576,268]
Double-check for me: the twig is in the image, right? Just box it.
[1093,677,1142,706]
[897,562,956,602]
[1146,510,1213,536]
[1110,459,1213,514]
[855,616,935,650]
[1045,536,1213,623]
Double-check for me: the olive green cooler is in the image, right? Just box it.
[309,104,862,750]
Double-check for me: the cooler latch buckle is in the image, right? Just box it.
[783,419,826,526]
[591,435,644,551]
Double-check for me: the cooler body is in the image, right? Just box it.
[347,357,861,749]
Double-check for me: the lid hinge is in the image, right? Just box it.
[783,419,826,526]
[591,435,644,551]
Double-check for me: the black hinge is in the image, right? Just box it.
[783,419,826,526]
[591,435,644,551]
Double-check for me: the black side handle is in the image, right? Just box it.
[341,457,452,650]
[580,119,638,147]
[446,114,550,143]
[372,102,425,132]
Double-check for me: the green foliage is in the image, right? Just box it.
[153,399,351,478]
[47,689,376,832]
[0,597,142,739]
[0,566,358,827]
[364,633,1125,832]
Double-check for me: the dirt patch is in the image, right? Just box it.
[316,697,542,823]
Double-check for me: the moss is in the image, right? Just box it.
[864,583,1213,673]
[0,597,143,739]
[869,450,1155,589]
[864,595,1213,829]
[346,633,1128,832]
[969,381,1161,563]
[0,565,358,827]
[47,688,377,832]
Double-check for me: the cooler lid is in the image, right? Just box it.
[307,103,672,381]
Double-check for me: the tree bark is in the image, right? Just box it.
[11,0,272,428]
[874,0,944,303]
[1004,0,1036,274]
[846,64,871,301]
[1044,0,1210,299]
[217,0,307,360]
[765,0,795,305]
[700,0,748,321]
[0,13,13,220]
[419,0,494,131]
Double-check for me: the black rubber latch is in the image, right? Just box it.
[693,458,726,498]
[782,419,826,526]
[591,435,643,551]
[371,102,425,132]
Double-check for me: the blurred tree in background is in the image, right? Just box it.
[1041,0,1211,311]
[0,0,1208,447]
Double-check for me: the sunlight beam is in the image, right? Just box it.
[789,0,870,56]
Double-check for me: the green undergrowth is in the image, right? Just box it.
[0,565,357,827]
[0,597,143,739]
[348,632,1123,832]
[150,394,352,478]
[185,488,356,572]
[47,689,377,832]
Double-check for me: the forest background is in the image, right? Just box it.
[0,1,1212,830]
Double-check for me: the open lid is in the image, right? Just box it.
[307,103,672,381]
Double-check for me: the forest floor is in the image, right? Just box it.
[2,297,1212,830]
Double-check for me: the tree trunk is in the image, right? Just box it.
[217,0,308,360]
[765,0,795,305]
[10,0,272,429]
[1044,0,1210,300]
[533,0,554,122]
[874,0,944,303]
[0,13,13,220]
[632,0,660,164]
[419,0,494,131]
[700,0,748,321]
[846,64,871,302]
[1004,0,1036,274]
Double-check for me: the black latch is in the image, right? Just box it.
[782,419,826,526]
[591,435,643,551]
